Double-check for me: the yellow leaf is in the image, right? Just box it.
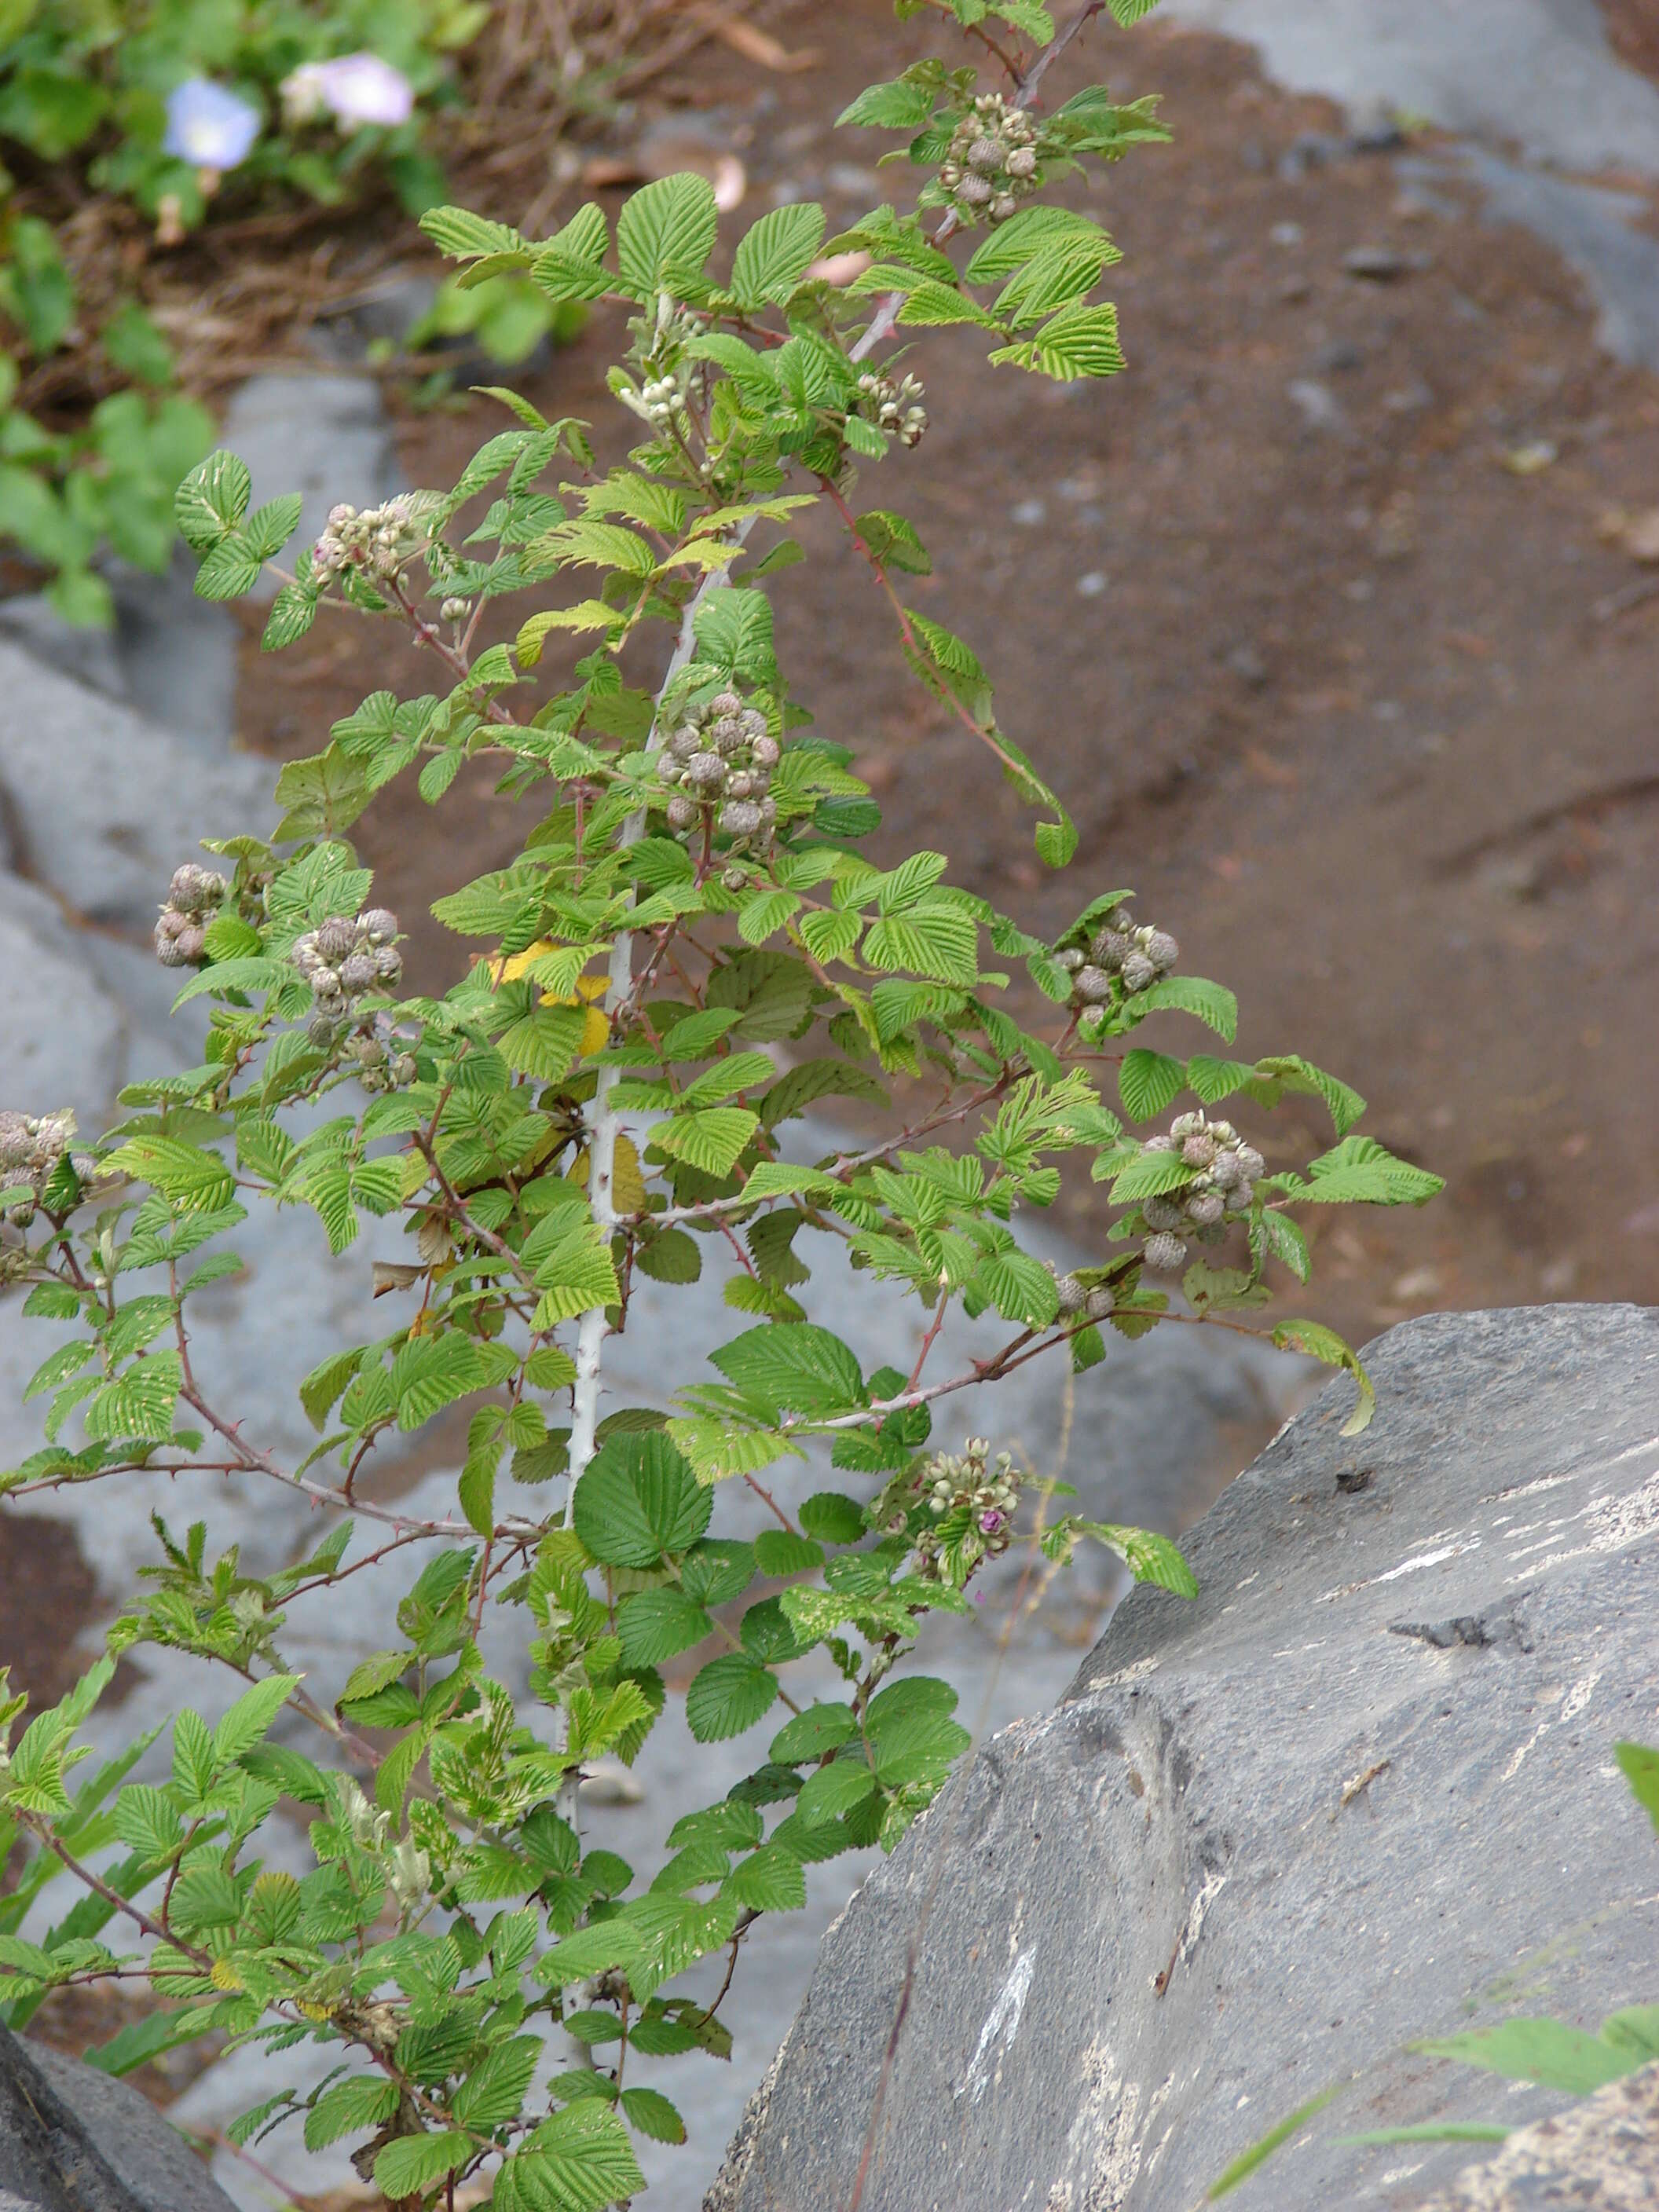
[565,1132,646,1211]
[210,1957,244,1991]
[490,943,610,1049]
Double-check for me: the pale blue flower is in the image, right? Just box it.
[163,79,262,170]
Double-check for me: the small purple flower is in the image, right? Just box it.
[979,1509,1006,1536]
[282,53,416,129]
[163,79,262,170]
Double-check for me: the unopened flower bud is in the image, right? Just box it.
[1054,1271,1087,1314]
[316,917,357,962]
[665,793,698,831]
[1142,1196,1185,1232]
[1181,1133,1218,1169]
[967,136,1003,172]
[1072,965,1113,1004]
[1121,952,1157,992]
[1236,1146,1265,1182]
[339,951,378,993]
[1145,929,1180,970]
[1143,1232,1188,1275]
[1005,146,1038,178]
[687,750,725,791]
[720,799,764,840]
[1185,1190,1225,1227]
[956,173,994,207]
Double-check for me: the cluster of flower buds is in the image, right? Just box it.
[852,368,928,449]
[912,1436,1021,1573]
[1137,1112,1267,1274]
[310,496,428,587]
[616,295,707,434]
[338,1011,420,1093]
[660,689,780,847]
[0,1109,88,1215]
[153,863,228,968]
[1060,906,1180,1008]
[291,910,403,1016]
[939,93,1042,224]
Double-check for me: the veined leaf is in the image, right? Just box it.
[731,203,826,307]
[652,1107,758,1177]
[686,1654,778,1744]
[573,1430,712,1567]
[616,173,718,299]
[1119,1049,1185,1122]
[989,299,1125,381]
[711,1324,866,1422]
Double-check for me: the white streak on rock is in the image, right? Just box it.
[960,1946,1037,2105]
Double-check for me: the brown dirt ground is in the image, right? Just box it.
[227,4,1659,1353]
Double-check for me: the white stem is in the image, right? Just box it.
[563,251,969,1491]
[565,525,756,1493]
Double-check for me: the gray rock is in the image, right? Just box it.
[0,562,236,753]
[1342,243,1408,280]
[1461,149,1659,372]
[1160,0,1659,178]
[1287,376,1348,434]
[0,645,272,931]
[1422,2059,1659,2210]
[0,874,126,1120]
[108,559,239,749]
[0,2024,235,2211]
[216,372,405,602]
[705,1305,1659,2212]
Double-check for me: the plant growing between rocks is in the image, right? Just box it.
[0,2,1442,2203]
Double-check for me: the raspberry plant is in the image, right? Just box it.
[0,4,1441,2205]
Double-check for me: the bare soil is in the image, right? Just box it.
[227,5,1659,1354]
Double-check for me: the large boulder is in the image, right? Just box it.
[706,1305,1659,2212]
[0,2023,234,2211]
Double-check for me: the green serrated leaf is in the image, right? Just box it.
[685,1654,778,1744]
